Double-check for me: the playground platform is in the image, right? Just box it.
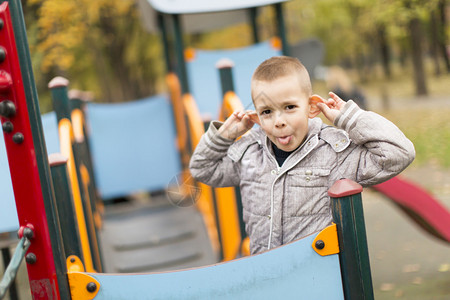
[99,193,218,273]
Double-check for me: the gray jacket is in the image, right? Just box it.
[189,101,415,254]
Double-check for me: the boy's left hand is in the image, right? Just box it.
[312,92,346,124]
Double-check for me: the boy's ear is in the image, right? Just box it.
[309,95,324,118]
[247,111,260,126]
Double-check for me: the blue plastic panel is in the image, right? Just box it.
[0,112,59,234]
[187,41,281,120]
[0,128,18,233]
[86,95,181,200]
[89,233,344,299]
[41,111,60,155]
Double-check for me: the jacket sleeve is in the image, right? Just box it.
[333,101,415,187]
[189,121,241,187]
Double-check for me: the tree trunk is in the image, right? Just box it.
[429,10,441,75]
[438,0,450,72]
[377,25,391,79]
[408,17,428,96]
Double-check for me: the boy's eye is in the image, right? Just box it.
[260,109,271,115]
[286,105,296,110]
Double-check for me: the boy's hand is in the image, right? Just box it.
[312,92,346,124]
[218,110,257,140]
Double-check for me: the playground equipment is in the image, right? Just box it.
[373,176,450,243]
[1,0,449,299]
[0,0,374,299]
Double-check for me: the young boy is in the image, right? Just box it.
[189,56,415,255]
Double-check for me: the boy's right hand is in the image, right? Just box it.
[217,110,257,140]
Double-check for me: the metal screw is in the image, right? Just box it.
[2,121,13,133]
[0,100,16,118]
[86,282,97,293]
[23,227,34,239]
[0,47,5,63]
[12,132,24,144]
[315,240,325,250]
[25,253,37,264]
[70,257,76,263]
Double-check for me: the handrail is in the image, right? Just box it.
[0,235,31,299]
[218,91,244,122]
[216,91,246,260]
[49,77,103,273]
[182,93,221,255]
[71,106,103,230]
[216,62,249,259]
[71,108,85,143]
[59,119,95,273]
[166,72,189,170]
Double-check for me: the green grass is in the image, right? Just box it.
[383,108,450,167]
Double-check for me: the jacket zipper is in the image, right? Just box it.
[266,135,319,250]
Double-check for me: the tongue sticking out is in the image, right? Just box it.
[277,136,291,145]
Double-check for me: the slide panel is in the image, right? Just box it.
[89,233,344,300]
[86,96,181,200]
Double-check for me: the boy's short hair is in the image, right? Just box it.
[251,56,312,98]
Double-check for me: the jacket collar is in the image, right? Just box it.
[259,118,324,170]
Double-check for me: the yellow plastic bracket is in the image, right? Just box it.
[67,272,100,300]
[66,256,99,299]
[312,224,340,256]
[67,255,85,273]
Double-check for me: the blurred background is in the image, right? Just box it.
[2,0,449,299]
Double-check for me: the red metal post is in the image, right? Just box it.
[0,3,62,298]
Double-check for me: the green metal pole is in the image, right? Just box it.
[69,95,105,270]
[329,179,374,300]
[49,79,103,273]
[157,13,173,73]
[218,61,235,97]
[49,154,84,262]
[69,94,100,204]
[172,14,189,94]
[248,7,260,44]
[274,3,289,56]
[216,61,248,252]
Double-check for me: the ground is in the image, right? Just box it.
[366,163,450,300]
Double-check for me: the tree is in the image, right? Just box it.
[437,0,450,72]
[27,0,163,105]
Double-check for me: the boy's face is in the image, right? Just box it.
[252,75,312,152]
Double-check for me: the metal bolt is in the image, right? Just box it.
[25,253,37,264]
[0,100,16,118]
[0,18,4,30]
[70,257,76,263]
[0,47,5,63]
[12,132,24,144]
[23,227,34,239]
[86,282,97,293]
[315,240,325,250]
[2,121,13,133]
